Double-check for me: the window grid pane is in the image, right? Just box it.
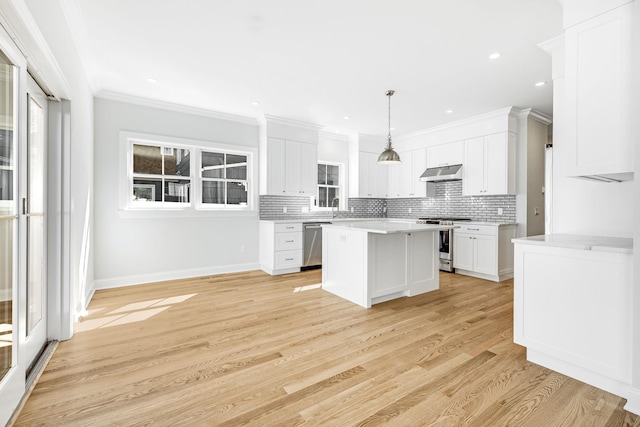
[131,142,250,209]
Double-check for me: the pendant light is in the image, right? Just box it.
[377,89,401,164]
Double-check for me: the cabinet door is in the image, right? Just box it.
[484,133,507,195]
[463,137,485,196]
[412,148,427,198]
[453,233,474,271]
[373,161,388,198]
[299,141,318,195]
[400,150,413,197]
[426,141,464,168]
[473,234,497,275]
[267,138,286,194]
[387,163,402,198]
[565,4,633,177]
[284,141,302,194]
[358,152,372,197]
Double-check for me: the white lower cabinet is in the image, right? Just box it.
[259,221,303,275]
[453,223,515,282]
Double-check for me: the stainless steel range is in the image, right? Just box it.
[416,217,472,272]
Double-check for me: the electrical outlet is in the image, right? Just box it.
[301,206,309,213]
[240,245,246,253]
[498,208,503,215]
[350,206,354,213]
[408,207,412,214]
[282,207,287,213]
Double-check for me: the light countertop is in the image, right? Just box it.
[459,221,516,227]
[322,220,454,235]
[512,234,633,254]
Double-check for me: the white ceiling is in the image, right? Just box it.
[62,0,563,136]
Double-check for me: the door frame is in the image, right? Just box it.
[0,19,29,426]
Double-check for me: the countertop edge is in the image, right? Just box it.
[512,233,633,254]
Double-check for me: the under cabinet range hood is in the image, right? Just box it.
[420,164,463,182]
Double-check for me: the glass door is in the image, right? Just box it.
[0,49,16,387]
[0,38,22,425]
[22,78,47,371]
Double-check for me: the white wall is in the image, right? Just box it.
[93,98,260,289]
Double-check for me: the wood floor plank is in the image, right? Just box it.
[12,269,640,426]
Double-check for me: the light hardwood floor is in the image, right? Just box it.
[13,269,640,426]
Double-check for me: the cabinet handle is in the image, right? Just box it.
[285,240,294,243]
[285,227,294,229]
[468,228,480,231]
[285,258,294,261]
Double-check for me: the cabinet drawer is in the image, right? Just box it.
[275,250,302,269]
[275,223,302,233]
[455,224,496,236]
[275,232,303,251]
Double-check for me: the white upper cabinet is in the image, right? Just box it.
[564,3,633,179]
[400,148,427,198]
[265,137,318,196]
[385,148,427,198]
[284,140,317,195]
[387,160,402,198]
[259,115,322,195]
[463,132,515,196]
[358,151,388,198]
[426,141,464,168]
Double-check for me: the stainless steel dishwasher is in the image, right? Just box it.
[302,222,330,268]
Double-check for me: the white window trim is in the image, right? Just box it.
[118,131,258,218]
[313,161,344,212]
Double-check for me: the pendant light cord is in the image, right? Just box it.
[386,90,394,148]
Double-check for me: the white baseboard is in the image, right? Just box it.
[93,263,260,290]
[624,387,640,416]
[527,349,629,399]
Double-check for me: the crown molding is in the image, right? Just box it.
[395,107,516,141]
[259,114,324,131]
[95,91,259,126]
[538,34,565,55]
[515,108,553,125]
[0,0,72,99]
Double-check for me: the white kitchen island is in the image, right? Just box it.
[321,220,453,308]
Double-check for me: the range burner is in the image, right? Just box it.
[416,217,472,225]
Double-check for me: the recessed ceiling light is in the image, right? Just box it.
[146,78,157,83]
[445,109,454,114]
[251,101,260,106]
[343,116,350,120]
[535,81,547,87]
[489,52,501,60]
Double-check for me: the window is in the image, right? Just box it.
[132,144,191,204]
[122,131,256,214]
[317,162,340,208]
[201,151,248,206]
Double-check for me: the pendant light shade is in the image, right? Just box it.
[378,90,401,164]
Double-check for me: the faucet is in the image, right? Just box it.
[331,197,339,218]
